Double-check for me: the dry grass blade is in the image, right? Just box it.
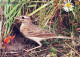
[65,42,80,57]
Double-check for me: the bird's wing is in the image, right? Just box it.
[29,25,72,39]
[25,24,56,37]
[21,24,72,39]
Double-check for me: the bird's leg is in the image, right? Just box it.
[23,41,42,52]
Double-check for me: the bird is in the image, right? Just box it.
[13,15,73,52]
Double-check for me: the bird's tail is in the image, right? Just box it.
[28,36,74,42]
[46,36,73,39]
[39,35,74,41]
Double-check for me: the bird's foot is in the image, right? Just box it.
[23,49,32,52]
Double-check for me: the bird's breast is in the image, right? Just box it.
[20,23,27,31]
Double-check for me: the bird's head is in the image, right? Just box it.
[13,15,32,24]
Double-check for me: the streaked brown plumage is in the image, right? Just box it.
[14,15,73,52]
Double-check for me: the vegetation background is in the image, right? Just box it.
[0,0,80,57]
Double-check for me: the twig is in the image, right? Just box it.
[65,42,80,57]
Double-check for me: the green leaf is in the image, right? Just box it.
[27,4,37,7]
[43,41,49,45]
[49,48,57,53]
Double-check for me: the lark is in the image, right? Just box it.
[14,16,73,52]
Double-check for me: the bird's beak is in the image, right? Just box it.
[13,17,19,20]
[13,17,21,23]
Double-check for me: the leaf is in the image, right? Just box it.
[27,4,37,7]
[9,35,15,40]
[49,48,57,53]
[3,35,15,45]
[4,37,10,44]
[43,41,49,45]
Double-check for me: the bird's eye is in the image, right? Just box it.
[22,17,24,19]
